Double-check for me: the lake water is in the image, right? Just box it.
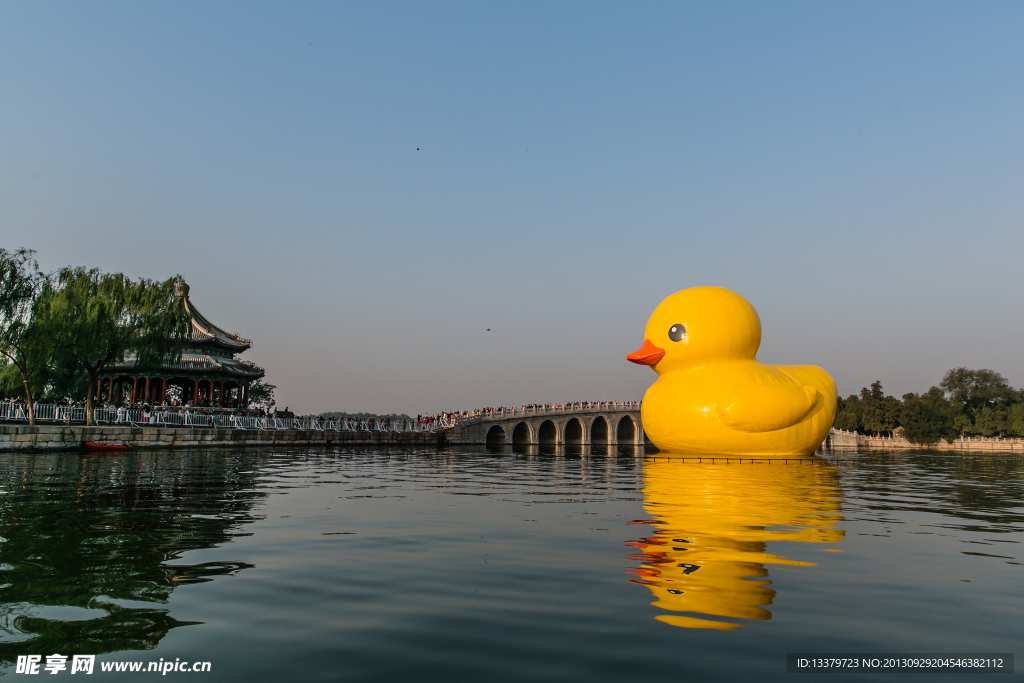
[0,447,1020,681]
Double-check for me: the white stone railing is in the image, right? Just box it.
[829,427,1024,445]
[0,403,440,433]
[2,400,639,432]
[0,402,89,424]
[456,401,641,427]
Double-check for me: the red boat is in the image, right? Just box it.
[83,442,131,451]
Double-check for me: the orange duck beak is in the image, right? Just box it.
[627,339,665,366]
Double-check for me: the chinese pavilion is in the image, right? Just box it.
[97,283,264,407]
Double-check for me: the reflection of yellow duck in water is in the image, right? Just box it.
[628,287,837,455]
[626,460,844,630]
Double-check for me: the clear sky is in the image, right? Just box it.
[2,2,1022,415]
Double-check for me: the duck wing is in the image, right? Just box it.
[715,384,818,433]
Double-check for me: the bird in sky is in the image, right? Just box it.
[486,328,491,332]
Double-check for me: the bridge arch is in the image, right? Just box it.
[538,419,558,445]
[512,422,532,446]
[564,417,584,445]
[617,415,637,444]
[590,415,609,444]
[486,425,506,445]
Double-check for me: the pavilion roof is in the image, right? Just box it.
[179,283,252,352]
[107,353,265,379]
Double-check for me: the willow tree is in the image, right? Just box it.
[0,248,48,424]
[37,268,190,425]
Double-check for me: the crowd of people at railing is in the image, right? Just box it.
[409,401,641,427]
[415,412,462,428]
[0,395,277,426]
[457,401,641,421]
[0,397,438,432]
[2,396,641,431]
[103,403,269,425]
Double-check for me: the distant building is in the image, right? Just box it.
[99,283,264,407]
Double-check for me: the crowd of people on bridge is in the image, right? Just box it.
[414,401,641,427]
[466,401,639,418]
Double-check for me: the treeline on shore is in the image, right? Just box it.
[836,368,1024,444]
[0,248,272,424]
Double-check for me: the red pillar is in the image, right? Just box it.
[130,377,137,403]
[193,379,199,404]
[161,378,167,404]
[144,377,151,404]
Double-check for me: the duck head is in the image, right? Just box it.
[627,286,762,374]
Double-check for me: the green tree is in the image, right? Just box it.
[900,387,954,444]
[973,406,1006,436]
[37,346,92,402]
[834,394,862,431]
[238,361,275,410]
[35,268,190,425]
[860,381,901,435]
[1007,404,1024,437]
[0,248,49,424]
[940,367,1014,413]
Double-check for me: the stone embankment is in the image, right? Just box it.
[828,428,1024,454]
[0,424,444,452]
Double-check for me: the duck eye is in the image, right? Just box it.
[668,324,686,342]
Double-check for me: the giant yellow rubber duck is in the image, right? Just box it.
[627,287,836,455]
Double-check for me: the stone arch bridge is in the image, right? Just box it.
[448,402,645,446]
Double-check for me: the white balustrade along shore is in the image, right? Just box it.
[828,427,1024,453]
[0,402,444,433]
[0,402,90,423]
[457,401,642,426]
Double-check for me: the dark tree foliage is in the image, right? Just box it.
[940,367,1014,414]
[860,381,902,434]
[238,360,274,410]
[900,387,955,444]
[834,371,1024,444]
[0,248,49,424]
[834,394,861,432]
[33,268,191,425]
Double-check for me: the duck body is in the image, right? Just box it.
[629,287,836,456]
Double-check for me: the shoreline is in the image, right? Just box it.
[828,428,1024,454]
[0,423,446,452]
[5,423,1023,455]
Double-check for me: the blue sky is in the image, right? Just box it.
[2,2,1022,414]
